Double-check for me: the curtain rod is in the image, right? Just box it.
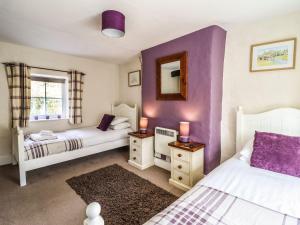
[2,63,85,75]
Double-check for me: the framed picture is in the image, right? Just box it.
[250,38,297,72]
[128,70,141,87]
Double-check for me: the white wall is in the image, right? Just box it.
[0,41,119,164]
[221,12,300,161]
[118,57,142,115]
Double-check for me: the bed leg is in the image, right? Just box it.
[19,167,26,187]
[15,126,26,186]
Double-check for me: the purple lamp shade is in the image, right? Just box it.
[101,10,125,38]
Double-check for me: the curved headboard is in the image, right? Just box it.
[111,103,138,131]
[236,106,300,152]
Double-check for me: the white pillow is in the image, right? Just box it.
[239,137,254,163]
[110,122,131,130]
[110,116,129,126]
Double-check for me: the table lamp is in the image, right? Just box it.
[139,117,148,134]
[179,121,190,143]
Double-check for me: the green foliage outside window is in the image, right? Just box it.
[30,79,64,119]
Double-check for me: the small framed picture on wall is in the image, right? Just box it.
[250,38,297,72]
[128,70,141,87]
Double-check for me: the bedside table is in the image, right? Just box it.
[128,132,154,170]
[168,141,205,191]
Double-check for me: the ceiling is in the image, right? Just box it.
[0,0,300,64]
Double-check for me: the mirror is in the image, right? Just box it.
[161,61,180,94]
[156,52,187,100]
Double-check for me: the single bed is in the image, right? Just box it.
[144,106,300,225]
[24,127,133,161]
[13,103,138,186]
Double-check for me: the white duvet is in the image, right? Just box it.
[200,155,300,218]
[58,126,133,147]
[26,126,132,147]
[24,126,133,160]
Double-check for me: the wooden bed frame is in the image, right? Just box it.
[12,103,138,186]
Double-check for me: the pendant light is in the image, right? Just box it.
[101,10,125,38]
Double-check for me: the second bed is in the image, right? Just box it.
[144,106,300,225]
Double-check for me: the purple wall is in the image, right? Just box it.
[141,25,226,174]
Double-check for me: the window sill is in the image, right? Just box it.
[30,118,69,122]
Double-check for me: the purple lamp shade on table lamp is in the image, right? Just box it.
[101,10,125,38]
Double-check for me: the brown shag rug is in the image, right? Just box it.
[66,164,177,225]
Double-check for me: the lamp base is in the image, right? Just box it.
[139,128,147,134]
[179,136,190,143]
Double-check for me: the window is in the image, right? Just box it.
[30,75,68,121]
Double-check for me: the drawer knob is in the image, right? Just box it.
[178,176,183,181]
[133,140,137,143]
[133,157,136,160]
[178,165,182,169]
[177,153,182,157]
[133,148,136,152]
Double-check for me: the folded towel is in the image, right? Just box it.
[30,133,58,142]
[39,130,54,136]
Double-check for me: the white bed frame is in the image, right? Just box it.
[13,103,138,186]
[236,106,300,152]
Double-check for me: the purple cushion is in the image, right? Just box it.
[97,114,115,131]
[250,131,300,178]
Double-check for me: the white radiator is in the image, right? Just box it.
[154,127,178,171]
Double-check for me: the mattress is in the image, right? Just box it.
[24,127,132,161]
[145,155,300,225]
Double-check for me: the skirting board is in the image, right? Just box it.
[154,158,171,171]
[0,154,12,166]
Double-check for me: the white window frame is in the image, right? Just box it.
[30,73,69,121]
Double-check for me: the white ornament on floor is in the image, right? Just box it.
[83,202,104,225]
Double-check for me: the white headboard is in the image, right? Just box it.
[236,106,300,152]
[111,104,138,131]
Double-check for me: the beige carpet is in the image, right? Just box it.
[0,147,184,225]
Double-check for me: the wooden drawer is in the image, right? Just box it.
[173,148,190,162]
[173,159,190,174]
[130,137,141,147]
[173,170,190,186]
[130,151,141,164]
[130,145,141,154]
